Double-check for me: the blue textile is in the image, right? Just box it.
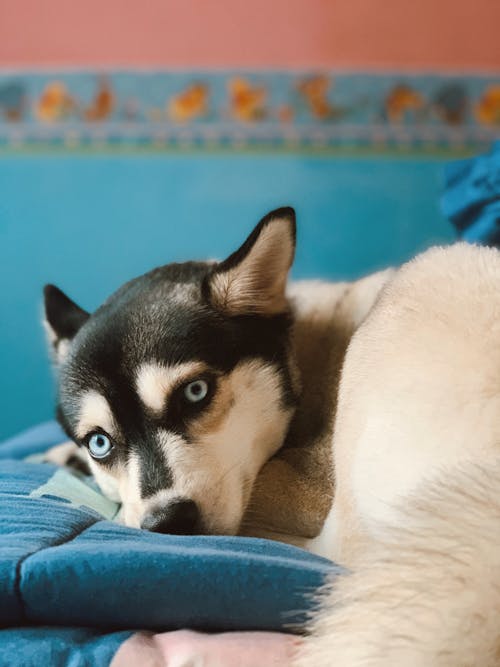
[0,628,131,667]
[442,141,500,246]
[0,421,66,460]
[0,422,337,664]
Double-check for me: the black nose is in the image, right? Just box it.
[141,499,200,535]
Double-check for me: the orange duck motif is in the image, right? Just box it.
[35,81,76,122]
[297,75,343,120]
[168,83,209,122]
[84,76,115,122]
[228,77,267,122]
[475,84,500,125]
[384,84,425,122]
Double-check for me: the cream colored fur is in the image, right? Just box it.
[75,390,117,440]
[296,462,500,667]
[297,243,500,666]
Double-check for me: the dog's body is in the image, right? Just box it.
[44,210,500,664]
[297,242,500,666]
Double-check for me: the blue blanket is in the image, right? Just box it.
[0,422,337,665]
[442,140,500,246]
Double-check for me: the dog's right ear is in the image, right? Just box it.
[205,207,296,316]
[43,285,90,363]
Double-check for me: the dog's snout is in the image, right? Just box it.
[141,499,200,535]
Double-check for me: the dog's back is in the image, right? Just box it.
[321,243,500,562]
[298,243,500,666]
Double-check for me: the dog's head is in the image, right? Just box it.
[43,208,299,535]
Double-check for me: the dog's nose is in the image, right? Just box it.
[141,499,200,535]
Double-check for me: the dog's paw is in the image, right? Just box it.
[43,441,90,475]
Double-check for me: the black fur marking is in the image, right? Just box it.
[136,437,174,498]
[141,498,200,534]
[66,455,91,476]
[162,373,217,433]
[278,355,300,410]
[44,285,90,342]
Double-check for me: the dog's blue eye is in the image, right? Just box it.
[88,433,113,459]
[184,380,209,403]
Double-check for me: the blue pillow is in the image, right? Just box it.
[0,422,337,634]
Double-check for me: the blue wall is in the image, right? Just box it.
[0,153,455,439]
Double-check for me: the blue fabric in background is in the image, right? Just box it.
[0,628,132,667]
[442,141,500,246]
[0,422,337,666]
[0,421,65,459]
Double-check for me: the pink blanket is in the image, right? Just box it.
[112,629,301,666]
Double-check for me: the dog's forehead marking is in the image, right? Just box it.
[135,360,208,413]
[76,390,116,439]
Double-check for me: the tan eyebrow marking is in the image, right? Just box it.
[135,361,209,414]
[76,390,117,439]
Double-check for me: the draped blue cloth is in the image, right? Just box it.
[442,141,500,246]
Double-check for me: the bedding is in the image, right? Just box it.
[442,140,500,246]
[0,422,337,666]
[111,629,300,666]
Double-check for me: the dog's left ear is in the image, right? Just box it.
[205,207,296,316]
[43,285,90,363]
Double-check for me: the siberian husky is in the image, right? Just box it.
[44,209,500,664]
[43,207,391,540]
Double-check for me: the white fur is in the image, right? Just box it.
[43,440,80,466]
[135,361,206,414]
[118,452,145,526]
[296,462,500,667]
[76,390,117,440]
[88,456,121,503]
[43,319,71,363]
[298,243,500,665]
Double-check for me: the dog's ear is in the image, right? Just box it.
[43,285,90,363]
[205,207,296,316]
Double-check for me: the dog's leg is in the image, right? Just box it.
[43,441,90,475]
[240,455,332,547]
[295,462,500,667]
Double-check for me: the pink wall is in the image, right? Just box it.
[0,0,499,70]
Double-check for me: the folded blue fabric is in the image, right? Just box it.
[442,141,500,246]
[0,627,132,667]
[0,422,337,648]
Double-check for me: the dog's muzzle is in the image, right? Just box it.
[141,498,200,535]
